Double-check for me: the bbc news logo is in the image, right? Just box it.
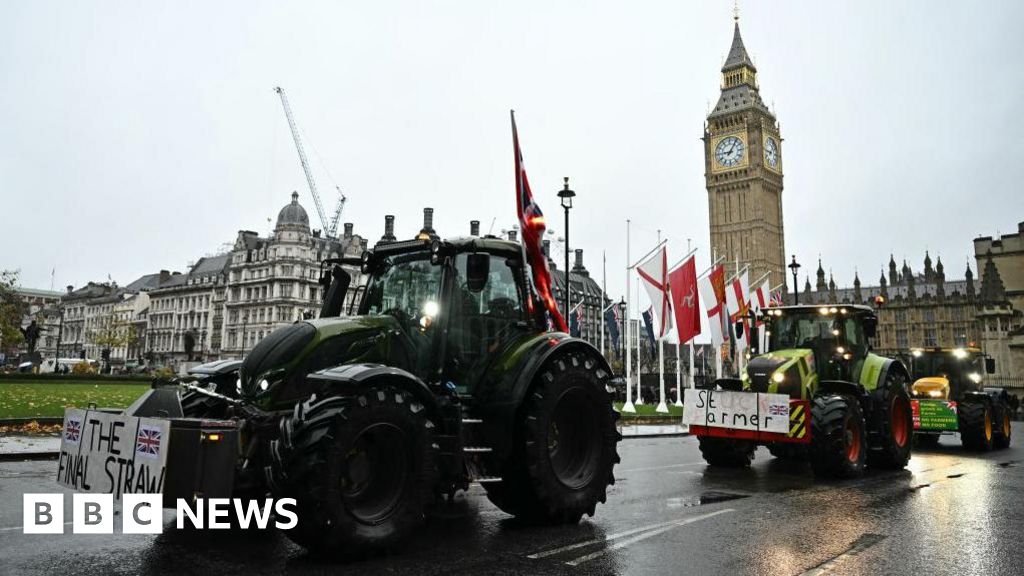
[23,494,297,534]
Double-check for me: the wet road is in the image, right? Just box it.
[2,426,1023,576]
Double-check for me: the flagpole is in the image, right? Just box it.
[628,239,669,270]
[623,220,635,413]
[674,341,683,406]
[601,250,606,359]
[635,276,643,405]
[713,247,722,380]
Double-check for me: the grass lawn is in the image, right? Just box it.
[0,381,151,419]
[614,401,683,418]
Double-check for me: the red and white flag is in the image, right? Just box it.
[669,255,701,344]
[637,246,673,339]
[751,280,770,319]
[512,111,566,332]
[697,264,728,348]
[725,270,750,353]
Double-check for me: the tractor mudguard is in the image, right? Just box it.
[471,333,611,463]
[818,379,867,398]
[188,359,242,376]
[715,378,744,391]
[872,357,911,392]
[305,363,441,419]
[960,390,993,406]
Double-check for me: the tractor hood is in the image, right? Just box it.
[747,349,815,398]
[912,376,950,399]
[239,315,403,399]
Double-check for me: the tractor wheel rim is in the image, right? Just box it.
[845,419,861,463]
[984,410,992,442]
[548,387,601,490]
[892,396,909,447]
[342,422,409,525]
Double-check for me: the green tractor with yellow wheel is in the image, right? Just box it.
[686,304,913,478]
[908,347,1012,451]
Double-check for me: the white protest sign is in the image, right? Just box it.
[683,389,790,434]
[57,408,170,500]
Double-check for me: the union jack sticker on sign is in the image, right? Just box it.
[135,425,163,459]
[64,418,82,445]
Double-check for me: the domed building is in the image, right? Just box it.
[220,192,367,358]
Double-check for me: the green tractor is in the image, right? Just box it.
[74,236,621,554]
[907,347,1012,450]
[688,304,913,478]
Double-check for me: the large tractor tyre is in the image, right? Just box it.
[810,395,867,479]
[767,442,807,461]
[913,433,941,449]
[993,401,1012,449]
[269,387,438,556]
[698,437,756,467]
[958,401,993,452]
[484,352,620,524]
[866,380,913,469]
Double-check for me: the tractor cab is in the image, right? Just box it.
[908,347,994,401]
[745,305,879,397]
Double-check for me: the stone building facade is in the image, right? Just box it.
[220,192,367,358]
[704,16,786,290]
[799,254,981,356]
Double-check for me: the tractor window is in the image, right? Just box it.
[446,254,527,387]
[362,254,443,332]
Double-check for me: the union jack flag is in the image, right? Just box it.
[136,425,163,458]
[512,111,567,333]
[769,404,788,416]
[64,419,81,444]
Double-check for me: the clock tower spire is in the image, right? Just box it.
[703,14,785,290]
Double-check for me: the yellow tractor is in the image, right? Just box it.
[908,347,1012,450]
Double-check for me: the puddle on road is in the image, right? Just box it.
[666,491,750,509]
[998,461,1017,468]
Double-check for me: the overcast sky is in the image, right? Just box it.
[3,1,1022,312]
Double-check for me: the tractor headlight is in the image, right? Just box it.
[928,390,943,398]
[772,372,785,384]
[259,378,270,391]
[968,372,982,384]
[236,378,243,394]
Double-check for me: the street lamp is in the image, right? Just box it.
[557,177,576,326]
[618,298,627,373]
[788,255,802,305]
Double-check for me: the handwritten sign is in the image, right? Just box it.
[683,389,790,434]
[57,409,169,500]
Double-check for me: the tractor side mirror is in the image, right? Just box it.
[863,316,877,339]
[466,253,490,293]
[985,357,996,374]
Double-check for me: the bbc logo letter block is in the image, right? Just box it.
[57,408,169,500]
[682,389,790,434]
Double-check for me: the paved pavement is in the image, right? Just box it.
[1,426,1022,575]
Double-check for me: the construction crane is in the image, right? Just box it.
[274,86,346,238]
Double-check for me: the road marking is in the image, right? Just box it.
[564,509,735,566]
[798,533,887,576]
[0,521,73,532]
[617,461,706,473]
[527,509,734,563]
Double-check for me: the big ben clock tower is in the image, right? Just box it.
[704,14,786,291]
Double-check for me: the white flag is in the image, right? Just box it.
[636,246,673,339]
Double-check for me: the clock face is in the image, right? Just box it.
[764,137,779,168]
[714,136,744,167]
